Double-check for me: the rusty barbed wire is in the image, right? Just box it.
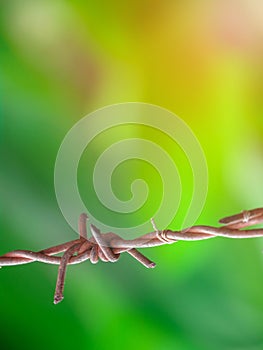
[1,208,263,304]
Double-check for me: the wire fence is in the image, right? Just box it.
[1,208,263,304]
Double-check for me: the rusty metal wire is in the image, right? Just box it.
[1,208,263,304]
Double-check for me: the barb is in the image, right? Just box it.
[1,208,263,304]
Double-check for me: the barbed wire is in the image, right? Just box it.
[1,208,263,304]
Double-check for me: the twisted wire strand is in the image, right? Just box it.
[0,207,262,304]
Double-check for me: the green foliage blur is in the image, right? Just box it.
[1,1,263,349]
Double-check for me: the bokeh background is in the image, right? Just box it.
[1,1,263,349]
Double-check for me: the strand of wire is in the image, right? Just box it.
[1,208,262,266]
[0,208,262,303]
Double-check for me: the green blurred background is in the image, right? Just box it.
[1,1,263,349]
